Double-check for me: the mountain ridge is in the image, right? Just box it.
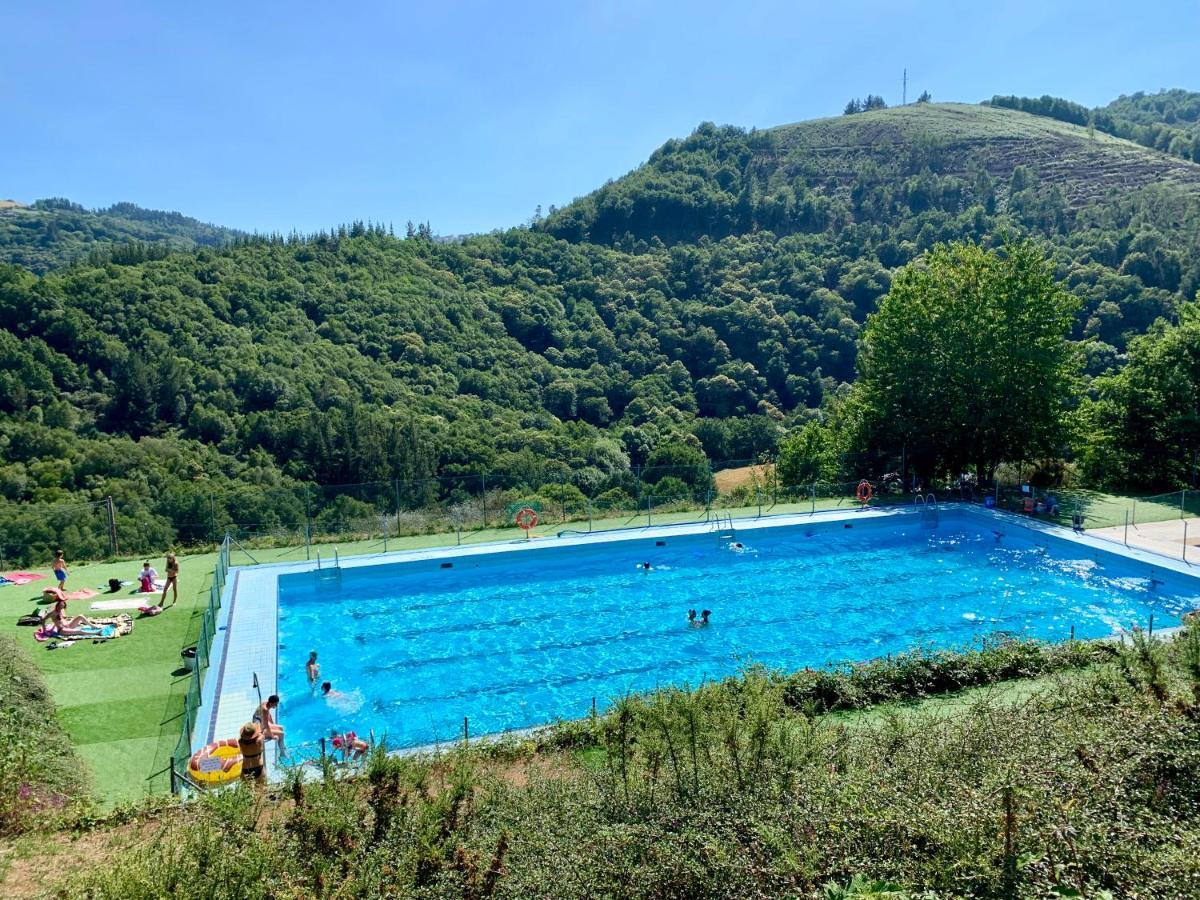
[0,197,246,274]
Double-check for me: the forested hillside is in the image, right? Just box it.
[0,197,244,274]
[2,100,1199,562]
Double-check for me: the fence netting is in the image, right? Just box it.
[4,463,1198,569]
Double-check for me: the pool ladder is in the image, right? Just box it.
[915,493,939,529]
[712,512,736,542]
[314,547,343,585]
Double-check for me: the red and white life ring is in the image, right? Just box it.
[514,507,539,532]
[855,481,873,504]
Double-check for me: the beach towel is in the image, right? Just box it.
[89,598,149,611]
[42,588,100,601]
[2,572,45,585]
[90,614,134,637]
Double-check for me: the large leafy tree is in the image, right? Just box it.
[845,240,1080,484]
[1079,301,1200,488]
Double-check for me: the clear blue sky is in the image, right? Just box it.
[3,0,1197,236]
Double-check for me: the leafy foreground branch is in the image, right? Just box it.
[52,631,1200,898]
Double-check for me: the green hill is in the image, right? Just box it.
[0,197,245,274]
[542,102,1200,245]
[2,98,1200,563]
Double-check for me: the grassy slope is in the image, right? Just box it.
[764,102,1200,206]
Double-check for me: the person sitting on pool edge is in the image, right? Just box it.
[253,695,286,755]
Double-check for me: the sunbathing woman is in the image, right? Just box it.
[43,597,98,636]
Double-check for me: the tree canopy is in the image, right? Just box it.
[844,240,1080,484]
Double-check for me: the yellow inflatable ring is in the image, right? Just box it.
[188,739,242,784]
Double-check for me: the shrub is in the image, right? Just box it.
[0,634,90,833]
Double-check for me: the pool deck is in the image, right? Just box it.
[194,502,1200,777]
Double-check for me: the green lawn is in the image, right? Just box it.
[0,554,219,807]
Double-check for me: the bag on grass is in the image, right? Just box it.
[17,614,43,626]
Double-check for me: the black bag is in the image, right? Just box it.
[108,578,122,593]
[17,614,42,627]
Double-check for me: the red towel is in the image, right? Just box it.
[42,588,100,601]
[2,572,46,585]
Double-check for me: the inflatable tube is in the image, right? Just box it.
[855,480,873,504]
[188,739,243,784]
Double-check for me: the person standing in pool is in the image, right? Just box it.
[306,651,321,691]
[161,552,179,608]
[51,550,68,589]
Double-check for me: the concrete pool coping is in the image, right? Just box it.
[193,502,1200,778]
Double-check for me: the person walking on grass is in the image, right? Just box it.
[161,552,179,607]
[52,550,68,589]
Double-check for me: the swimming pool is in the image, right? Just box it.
[264,508,1199,754]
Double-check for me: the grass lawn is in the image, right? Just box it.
[0,554,219,807]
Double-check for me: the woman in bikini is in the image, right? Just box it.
[161,553,179,607]
[238,722,266,783]
[43,597,97,635]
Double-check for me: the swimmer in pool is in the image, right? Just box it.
[321,681,346,700]
[687,609,696,625]
[640,562,651,571]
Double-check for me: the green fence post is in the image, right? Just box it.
[481,473,488,531]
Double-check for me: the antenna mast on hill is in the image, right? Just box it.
[903,68,907,105]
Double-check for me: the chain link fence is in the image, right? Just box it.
[5,464,1198,570]
[1,462,918,568]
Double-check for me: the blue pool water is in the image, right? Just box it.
[274,511,1199,753]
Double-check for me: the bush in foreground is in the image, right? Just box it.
[0,633,91,834]
[56,631,1200,897]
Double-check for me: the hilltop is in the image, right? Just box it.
[542,102,1200,246]
[0,197,245,273]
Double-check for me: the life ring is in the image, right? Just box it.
[855,481,873,504]
[515,507,539,531]
[188,739,242,785]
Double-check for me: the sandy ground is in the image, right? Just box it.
[1087,516,1200,562]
